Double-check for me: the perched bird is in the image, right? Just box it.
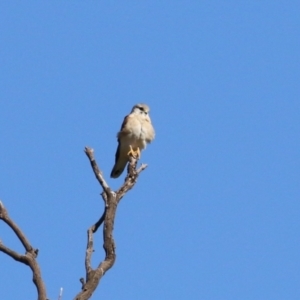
[110,104,155,178]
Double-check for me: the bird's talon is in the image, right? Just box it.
[127,145,141,159]
[127,145,135,157]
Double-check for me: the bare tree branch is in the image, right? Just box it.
[74,147,147,300]
[0,201,32,251]
[117,156,148,202]
[0,241,28,264]
[0,145,147,300]
[0,201,47,300]
[84,147,111,195]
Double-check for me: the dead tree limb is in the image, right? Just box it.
[0,201,47,300]
[74,147,147,300]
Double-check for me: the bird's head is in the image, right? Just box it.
[131,103,150,116]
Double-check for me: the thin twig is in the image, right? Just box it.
[58,287,63,300]
[84,147,111,194]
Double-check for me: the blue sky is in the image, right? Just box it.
[0,1,299,299]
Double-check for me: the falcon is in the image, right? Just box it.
[110,104,155,178]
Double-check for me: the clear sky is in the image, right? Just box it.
[0,1,299,299]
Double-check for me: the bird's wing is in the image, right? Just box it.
[111,113,138,178]
[143,116,155,143]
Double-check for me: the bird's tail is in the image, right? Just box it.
[110,143,129,178]
[110,158,128,178]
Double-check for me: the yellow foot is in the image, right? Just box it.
[127,145,135,157]
[136,147,141,159]
[127,146,141,159]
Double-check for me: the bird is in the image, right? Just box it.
[110,103,155,178]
